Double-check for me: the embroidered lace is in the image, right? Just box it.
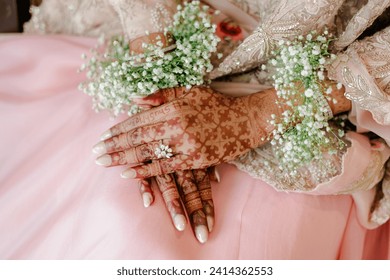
[328,26,390,125]
[210,0,344,79]
[24,0,176,39]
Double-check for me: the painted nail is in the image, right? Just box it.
[100,129,112,141]
[173,214,186,231]
[121,169,137,179]
[207,216,214,232]
[92,141,107,155]
[142,193,153,208]
[214,168,221,183]
[195,225,208,244]
[95,154,112,166]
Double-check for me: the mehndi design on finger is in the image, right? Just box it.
[175,170,208,243]
[155,174,186,231]
[193,169,215,232]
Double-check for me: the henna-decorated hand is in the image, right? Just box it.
[93,86,222,243]
[93,127,218,244]
[93,85,275,242]
[131,93,220,243]
[133,168,218,244]
[94,86,274,178]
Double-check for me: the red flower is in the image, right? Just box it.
[216,18,243,41]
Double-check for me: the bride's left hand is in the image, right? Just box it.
[136,169,217,244]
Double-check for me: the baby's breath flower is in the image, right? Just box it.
[267,29,345,175]
[79,1,218,117]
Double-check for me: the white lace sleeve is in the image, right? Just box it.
[24,0,122,37]
[333,0,390,51]
[107,0,176,40]
[24,0,176,40]
[210,0,344,79]
[328,26,390,125]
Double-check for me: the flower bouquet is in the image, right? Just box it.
[79,1,220,117]
[266,30,346,176]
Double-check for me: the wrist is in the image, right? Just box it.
[244,80,351,148]
[129,32,175,55]
[324,80,351,115]
[243,89,282,148]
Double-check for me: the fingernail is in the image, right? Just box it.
[173,214,186,231]
[195,225,208,244]
[207,216,214,232]
[100,129,112,141]
[121,169,137,179]
[92,141,107,155]
[214,168,220,183]
[95,154,112,166]
[142,193,153,208]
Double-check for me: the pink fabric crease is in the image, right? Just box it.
[0,35,388,259]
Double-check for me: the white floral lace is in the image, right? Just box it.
[328,26,390,125]
[227,0,279,22]
[24,0,176,40]
[334,0,390,51]
[24,0,122,37]
[231,136,348,192]
[108,0,175,39]
[333,0,367,37]
[210,0,344,79]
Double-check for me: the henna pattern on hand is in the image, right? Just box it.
[101,86,282,177]
[155,174,185,223]
[193,169,214,232]
[175,170,207,232]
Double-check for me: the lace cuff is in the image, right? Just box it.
[108,0,176,40]
[327,26,390,125]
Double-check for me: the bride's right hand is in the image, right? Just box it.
[94,86,270,178]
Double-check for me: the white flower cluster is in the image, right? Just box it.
[79,1,219,116]
[268,30,345,176]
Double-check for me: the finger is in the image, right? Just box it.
[136,104,153,110]
[193,169,215,233]
[132,87,187,107]
[154,174,187,231]
[93,122,170,155]
[95,141,173,166]
[138,179,154,208]
[207,166,221,183]
[175,170,208,244]
[99,87,189,141]
[120,156,190,179]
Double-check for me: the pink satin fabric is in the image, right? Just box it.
[0,35,388,259]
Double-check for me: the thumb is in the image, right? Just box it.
[132,87,187,107]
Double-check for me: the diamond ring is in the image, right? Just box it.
[154,144,173,159]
